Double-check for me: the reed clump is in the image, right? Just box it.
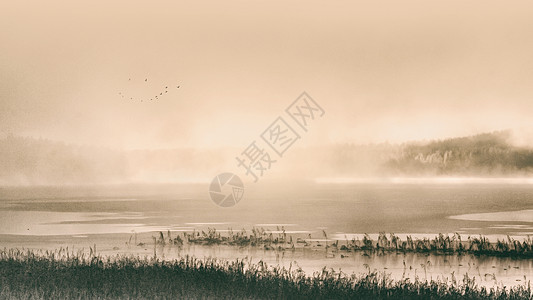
[167,227,291,249]
[162,228,533,258]
[339,233,533,258]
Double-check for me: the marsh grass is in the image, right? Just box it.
[162,229,533,258]
[346,233,533,258]
[0,248,532,299]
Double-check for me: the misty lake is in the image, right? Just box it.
[1,181,533,288]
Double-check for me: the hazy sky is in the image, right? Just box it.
[1,0,533,149]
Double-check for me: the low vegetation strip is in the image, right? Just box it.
[155,228,533,258]
[0,248,531,299]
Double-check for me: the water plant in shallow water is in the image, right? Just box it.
[155,228,533,258]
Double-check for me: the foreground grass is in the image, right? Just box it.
[0,248,532,299]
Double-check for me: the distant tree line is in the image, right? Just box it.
[383,131,533,175]
[1,131,532,185]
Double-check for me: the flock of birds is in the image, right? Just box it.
[118,78,181,103]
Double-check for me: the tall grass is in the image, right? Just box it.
[0,248,532,299]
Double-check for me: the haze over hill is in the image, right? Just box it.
[2,130,533,186]
[2,1,533,186]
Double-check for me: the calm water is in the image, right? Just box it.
[1,182,533,237]
[1,182,533,288]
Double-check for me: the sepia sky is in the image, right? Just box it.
[1,0,533,149]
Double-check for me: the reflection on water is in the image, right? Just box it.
[450,210,533,223]
[255,224,298,227]
[185,222,231,225]
[0,210,161,235]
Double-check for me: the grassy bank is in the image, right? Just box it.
[0,248,532,299]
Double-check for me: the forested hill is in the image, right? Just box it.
[383,131,533,175]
